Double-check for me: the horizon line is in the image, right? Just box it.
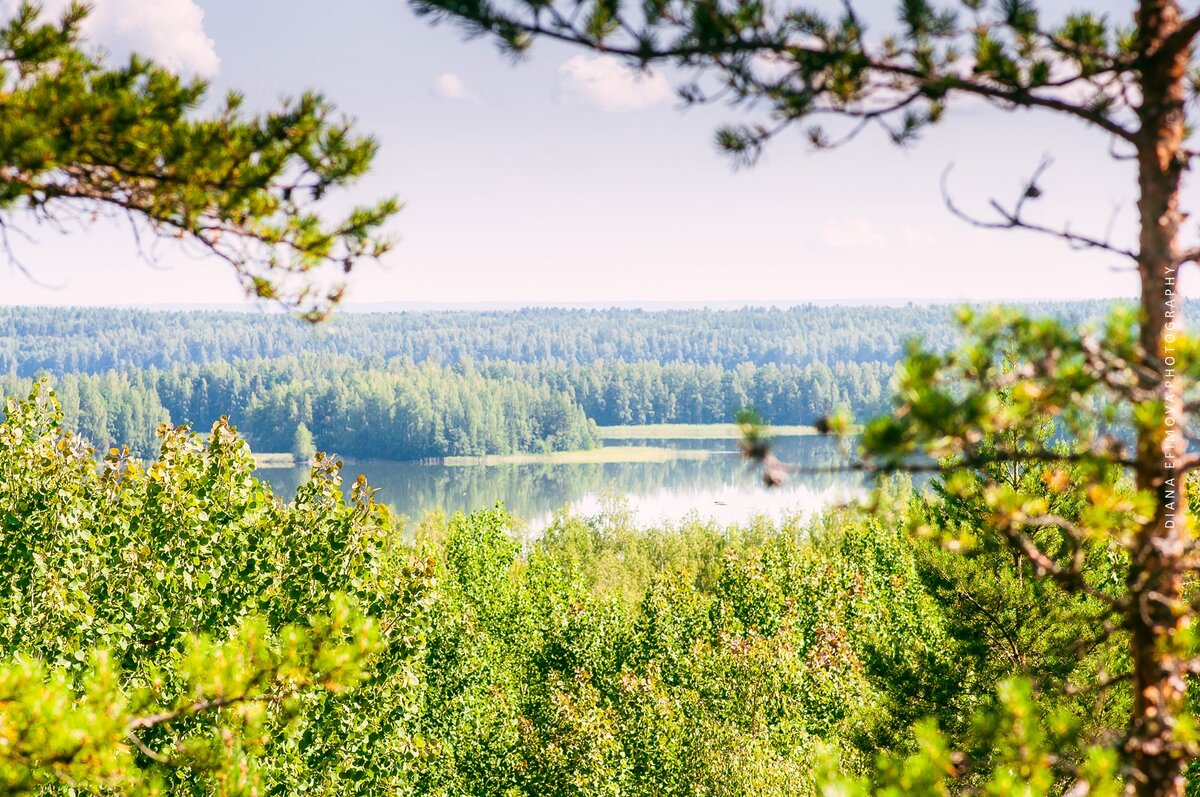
[0,296,1145,313]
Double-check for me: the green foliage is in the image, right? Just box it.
[0,383,435,794]
[794,305,1190,793]
[820,678,1124,797]
[1,599,382,796]
[0,3,395,318]
[0,383,1152,794]
[406,498,971,796]
[859,309,1155,560]
[292,421,317,461]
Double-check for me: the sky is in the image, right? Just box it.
[0,0,1178,308]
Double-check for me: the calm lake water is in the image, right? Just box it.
[256,435,867,529]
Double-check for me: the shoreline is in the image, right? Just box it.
[596,423,818,440]
[443,446,712,466]
[253,452,301,467]
[252,424,821,468]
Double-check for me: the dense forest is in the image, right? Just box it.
[0,359,598,460]
[0,304,974,374]
[0,303,1118,459]
[0,356,888,458]
[4,0,1199,789]
[0,388,1146,794]
[0,303,1121,375]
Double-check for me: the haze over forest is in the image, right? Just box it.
[1,302,1112,459]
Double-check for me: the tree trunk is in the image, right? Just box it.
[1128,1,1190,795]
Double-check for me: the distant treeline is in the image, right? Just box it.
[0,360,598,460]
[482,359,893,426]
[0,303,1125,459]
[0,302,1117,376]
[0,355,890,458]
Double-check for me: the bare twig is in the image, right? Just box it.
[940,160,1139,263]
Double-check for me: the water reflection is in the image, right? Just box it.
[256,436,866,528]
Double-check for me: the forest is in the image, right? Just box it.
[5,0,1200,793]
[0,303,1109,459]
[0,303,1112,375]
[0,357,601,460]
[0,378,1159,795]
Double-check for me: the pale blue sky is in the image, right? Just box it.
[0,0,1179,307]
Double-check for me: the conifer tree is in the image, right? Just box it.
[0,1,395,319]
[407,0,1200,793]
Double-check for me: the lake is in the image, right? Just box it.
[256,435,869,529]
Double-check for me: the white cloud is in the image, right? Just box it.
[431,72,480,103]
[823,218,885,249]
[6,0,219,76]
[556,55,672,113]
